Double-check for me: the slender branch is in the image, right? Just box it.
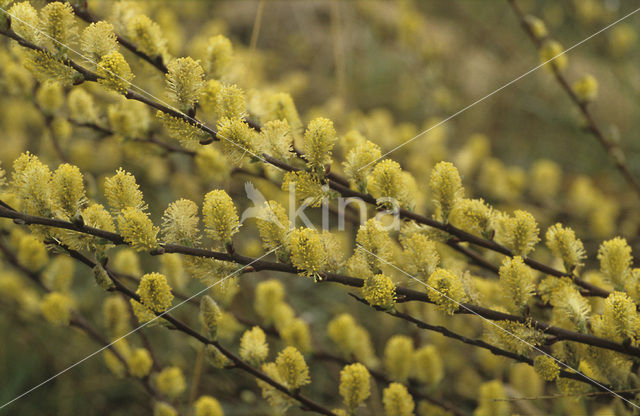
[58,245,336,416]
[507,0,640,198]
[350,295,633,399]
[0,204,637,359]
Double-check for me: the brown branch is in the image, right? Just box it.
[57,245,336,416]
[0,204,637,359]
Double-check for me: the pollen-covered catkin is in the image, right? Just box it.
[137,272,174,313]
[303,117,336,172]
[155,366,186,398]
[533,355,560,381]
[105,168,147,212]
[205,35,233,78]
[161,198,201,246]
[127,15,167,58]
[118,208,159,251]
[202,189,240,244]
[239,326,269,366]
[275,346,310,390]
[97,52,134,94]
[8,2,40,44]
[545,223,586,271]
[40,2,76,54]
[426,268,468,314]
[362,274,396,309]
[51,163,85,219]
[499,256,535,313]
[166,57,205,111]
[288,227,327,277]
[597,237,632,289]
[430,161,463,220]
[339,363,371,411]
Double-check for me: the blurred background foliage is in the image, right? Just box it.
[1,0,640,415]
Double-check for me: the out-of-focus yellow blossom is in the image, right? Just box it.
[200,295,221,339]
[382,383,414,416]
[137,272,173,313]
[166,57,204,111]
[81,21,118,63]
[258,362,295,411]
[25,50,80,85]
[427,268,468,315]
[288,227,327,278]
[35,81,64,114]
[413,345,443,386]
[573,74,598,103]
[524,15,548,39]
[239,326,269,366]
[42,255,74,292]
[202,189,239,244]
[540,39,568,71]
[362,273,396,309]
[275,346,310,390]
[18,234,48,272]
[529,159,562,201]
[161,198,201,246]
[609,24,636,57]
[118,208,158,251]
[67,89,98,124]
[327,313,378,368]
[155,366,186,398]
[194,395,224,416]
[103,295,131,337]
[41,291,73,326]
[195,146,230,183]
[127,348,152,378]
[154,402,177,416]
[499,256,535,313]
[356,218,393,270]
[533,355,560,381]
[339,363,371,411]
[127,15,167,58]
[280,318,311,354]
[265,92,302,132]
[474,380,510,416]
[254,279,285,324]
[430,161,463,221]
[384,335,413,382]
[206,35,233,78]
[97,51,134,94]
[156,111,210,150]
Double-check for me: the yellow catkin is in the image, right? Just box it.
[339,363,371,411]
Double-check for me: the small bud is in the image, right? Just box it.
[540,39,568,72]
[155,366,186,399]
[93,264,114,290]
[200,295,221,339]
[573,74,598,103]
